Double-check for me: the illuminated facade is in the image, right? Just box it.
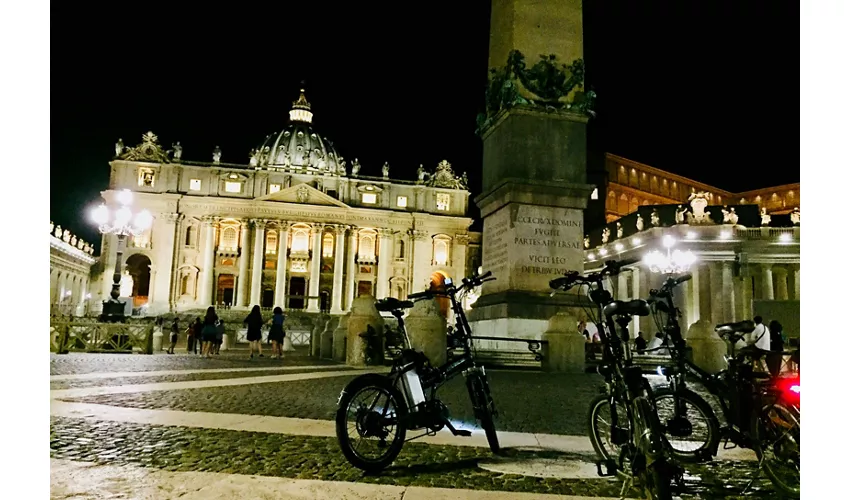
[94,90,479,315]
[50,223,96,316]
[603,153,801,223]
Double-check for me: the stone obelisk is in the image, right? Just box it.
[470,0,595,339]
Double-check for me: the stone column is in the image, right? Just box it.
[236,222,251,307]
[774,266,789,301]
[732,276,744,322]
[721,262,735,323]
[331,225,347,314]
[709,262,724,325]
[76,276,89,316]
[346,228,358,311]
[791,263,800,300]
[741,273,754,319]
[761,264,774,300]
[453,234,469,279]
[151,213,179,312]
[197,217,218,306]
[697,264,712,324]
[632,267,651,335]
[274,222,290,309]
[307,224,324,312]
[406,297,448,366]
[346,296,384,367]
[410,229,432,293]
[687,266,701,327]
[542,311,585,373]
[375,228,393,299]
[249,219,266,307]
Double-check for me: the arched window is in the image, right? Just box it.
[396,238,405,259]
[181,275,190,295]
[433,235,451,266]
[184,226,194,246]
[220,226,238,251]
[266,230,277,255]
[359,233,376,260]
[291,227,309,253]
[322,233,334,257]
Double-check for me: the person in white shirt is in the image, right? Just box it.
[736,316,770,351]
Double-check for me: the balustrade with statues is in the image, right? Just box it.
[50,222,97,317]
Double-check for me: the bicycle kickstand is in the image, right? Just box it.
[741,454,766,495]
[619,476,633,499]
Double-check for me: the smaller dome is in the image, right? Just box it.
[249,89,344,175]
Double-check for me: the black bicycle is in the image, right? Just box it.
[335,271,500,472]
[646,274,801,497]
[550,258,681,500]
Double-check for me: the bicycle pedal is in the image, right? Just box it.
[455,429,472,437]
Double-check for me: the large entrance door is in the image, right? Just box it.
[289,277,306,310]
[217,274,235,306]
[125,254,152,307]
[262,289,274,308]
[357,280,373,298]
[429,272,450,319]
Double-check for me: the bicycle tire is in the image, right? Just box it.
[653,387,721,463]
[467,373,500,454]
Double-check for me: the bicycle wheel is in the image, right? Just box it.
[653,387,720,463]
[588,393,631,479]
[335,374,408,472]
[467,372,500,454]
[753,401,800,498]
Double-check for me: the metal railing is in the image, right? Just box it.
[51,321,154,354]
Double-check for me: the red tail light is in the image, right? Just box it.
[777,377,800,404]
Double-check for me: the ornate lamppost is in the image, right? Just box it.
[643,234,697,275]
[90,189,153,322]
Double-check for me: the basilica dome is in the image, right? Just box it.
[249,89,345,175]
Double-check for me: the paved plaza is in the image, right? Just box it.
[51,349,782,499]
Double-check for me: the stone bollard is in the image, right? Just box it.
[347,296,385,367]
[541,311,585,373]
[221,333,229,351]
[405,297,447,366]
[152,325,164,353]
[321,316,339,359]
[686,319,727,374]
[333,314,350,362]
[311,314,328,357]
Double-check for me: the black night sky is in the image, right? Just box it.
[51,1,799,247]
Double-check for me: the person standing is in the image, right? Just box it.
[269,306,286,360]
[767,320,786,377]
[167,318,179,354]
[201,307,218,358]
[244,305,265,359]
[188,317,202,354]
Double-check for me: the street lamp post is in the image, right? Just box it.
[90,189,153,322]
[643,234,697,275]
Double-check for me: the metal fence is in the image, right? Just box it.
[50,321,154,354]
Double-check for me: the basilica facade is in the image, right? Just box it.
[95,90,480,315]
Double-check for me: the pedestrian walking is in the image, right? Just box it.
[268,306,286,359]
[201,307,218,358]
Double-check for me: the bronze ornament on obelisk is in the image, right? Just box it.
[470,0,597,339]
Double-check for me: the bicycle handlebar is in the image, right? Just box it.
[549,258,639,292]
[408,270,495,300]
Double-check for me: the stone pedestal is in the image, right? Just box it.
[333,314,350,362]
[470,0,594,343]
[321,316,339,359]
[152,327,164,352]
[405,297,447,366]
[686,319,727,374]
[311,314,328,357]
[221,334,230,351]
[541,311,585,373]
[346,296,384,367]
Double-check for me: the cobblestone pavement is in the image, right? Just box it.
[50,367,354,390]
[50,348,333,375]
[69,372,606,435]
[49,417,778,498]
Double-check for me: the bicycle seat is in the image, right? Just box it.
[602,299,650,318]
[715,320,755,334]
[375,297,414,312]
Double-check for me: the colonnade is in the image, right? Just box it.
[613,262,800,335]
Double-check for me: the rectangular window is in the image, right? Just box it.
[138,168,155,187]
[225,181,242,193]
[436,193,451,211]
[396,195,408,208]
[269,183,281,194]
[361,193,377,204]
[189,179,201,191]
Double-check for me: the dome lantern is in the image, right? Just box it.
[289,88,313,124]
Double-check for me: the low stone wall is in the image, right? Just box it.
[51,321,154,354]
